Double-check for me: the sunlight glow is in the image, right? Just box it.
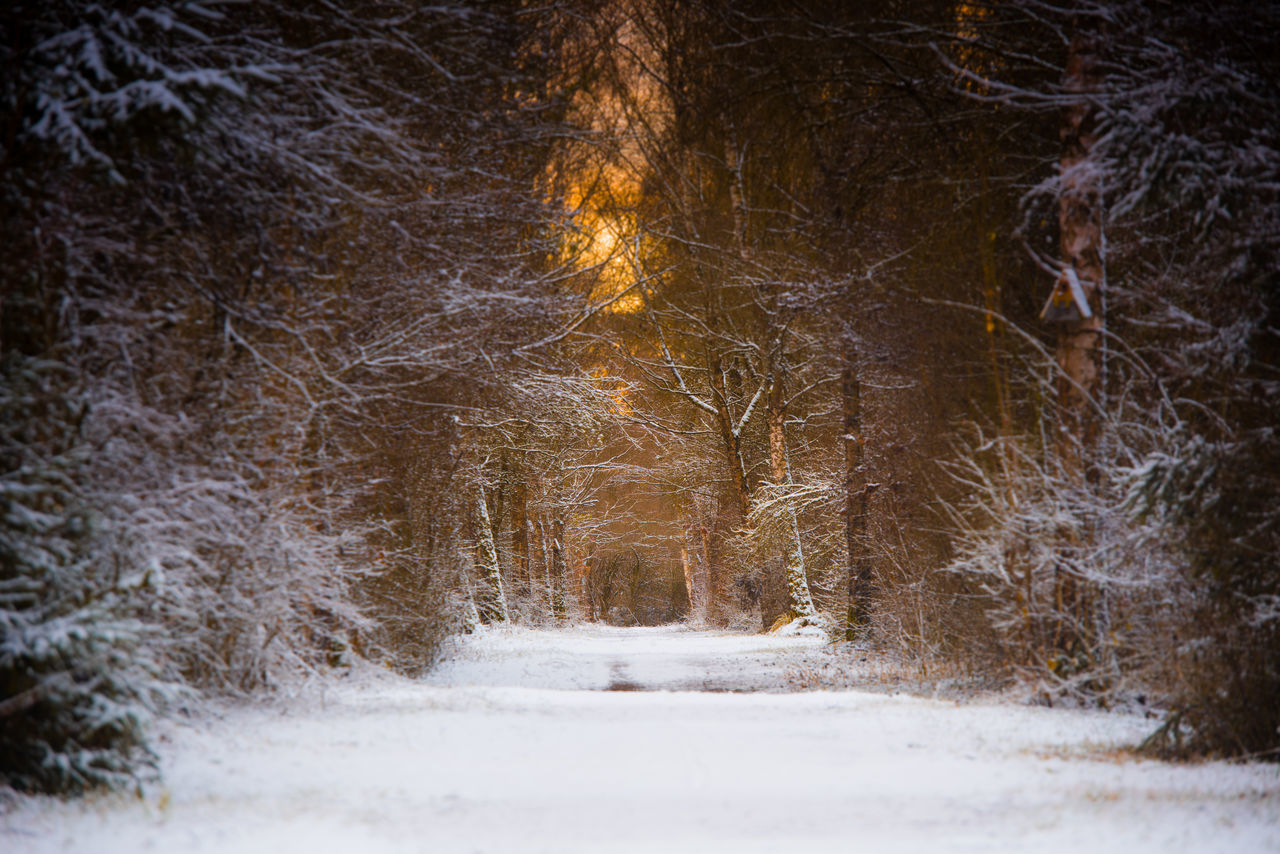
[568,194,643,314]
[555,15,669,316]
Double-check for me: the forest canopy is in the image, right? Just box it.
[2,0,1277,792]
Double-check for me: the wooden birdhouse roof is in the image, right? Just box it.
[1040,267,1093,324]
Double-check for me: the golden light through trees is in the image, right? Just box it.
[565,182,644,314]
[557,13,675,316]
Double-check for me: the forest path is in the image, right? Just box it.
[4,625,1278,853]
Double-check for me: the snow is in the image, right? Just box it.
[3,625,1278,853]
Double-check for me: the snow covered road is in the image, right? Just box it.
[4,625,1278,853]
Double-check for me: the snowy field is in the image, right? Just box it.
[3,625,1278,853]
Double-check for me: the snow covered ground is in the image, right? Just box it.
[3,625,1277,853]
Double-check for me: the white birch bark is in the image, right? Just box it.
[768,379,817,622]
[784,513,817,619]
[475,487,509,623]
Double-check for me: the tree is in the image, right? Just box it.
[1,0,588,790]
[932,0,1280,755]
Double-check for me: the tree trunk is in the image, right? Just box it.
[680,546,701,620]
[709,352,753,516]
[1055,31,1105,465]
[978,157,1014,447]
[550,515,568,621]
[765,372,816,625]
[525,516,539,602]
[474,487,509,623]
[696,521,721,625]
[724,123,749,256]
[767,404,788,487]
[783,513,817,621]
[578,541,595,622]
[536,518,557,620]
[704,507,736,627]
[843,348,874,639]
[510,477,530,596]
[1049,27,1106,664]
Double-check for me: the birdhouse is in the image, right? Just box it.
[1040,267,1093,324]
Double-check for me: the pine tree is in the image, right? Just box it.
[0,357,175,793]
